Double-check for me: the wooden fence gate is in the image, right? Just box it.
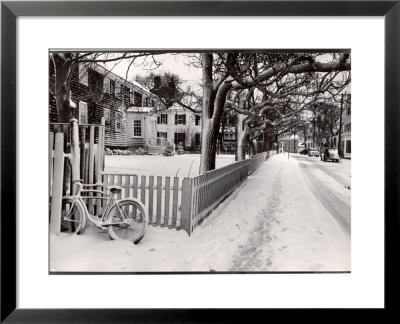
[49,119,105,234]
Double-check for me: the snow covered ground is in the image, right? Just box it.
[104,153,238,177]
[50,153,350,272]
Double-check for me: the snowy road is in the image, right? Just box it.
[228,153,351,272]
[294,154,351,235]
[50,153,351,272]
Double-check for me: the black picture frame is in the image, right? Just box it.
[1,0,398,322]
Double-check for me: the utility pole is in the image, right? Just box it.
[338,94,344,157]
[313,117,316,147]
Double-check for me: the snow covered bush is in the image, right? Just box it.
[176,144,185,155]
[105,148,133,155]
[135,147,146,155]
[162,140,175,156]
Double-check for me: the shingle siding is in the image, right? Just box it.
[49,61,136,148]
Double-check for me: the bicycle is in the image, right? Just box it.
[61,179,148,244]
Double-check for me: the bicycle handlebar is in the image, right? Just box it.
[72,180,103,187]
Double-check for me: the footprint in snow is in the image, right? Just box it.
[148,248,156,252]
[265,258,272,267]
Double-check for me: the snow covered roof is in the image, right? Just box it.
[126,106,154,113]
[131,80,151,93]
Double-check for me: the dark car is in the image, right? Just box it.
[321,148,341,162]
[300,148,309,155]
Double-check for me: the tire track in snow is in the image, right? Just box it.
[298,162,351,236]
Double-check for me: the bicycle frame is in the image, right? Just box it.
[63,182,130,229]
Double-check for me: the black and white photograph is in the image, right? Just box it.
[49,50,351,273]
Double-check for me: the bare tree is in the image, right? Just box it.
[197,52,351,173]
[50,52,161,123]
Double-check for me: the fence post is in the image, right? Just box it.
[70,119,80,194]
[50,133,64,235]
[49,132,54,193]
[180,177,193,235]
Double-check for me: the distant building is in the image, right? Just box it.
[278,133,300,153]
[49,62,157,150]
[126,103,202,152]
[220,126,236,153]
[333,96,351,159]
[50,62,202,154]
[155,103,202,149]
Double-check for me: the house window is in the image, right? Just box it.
[157,132,167,139]
[144,97,149,107]
[175,114,186,125]
[157,113,168,124]
[346,140,351,154]
[133,120,142,137]
[195,115,201,126]
[110,80,115,96]
[120,85,130,103]
[88,69,104,92]
[79,102,88,124]
[174,133,185,145]
[195,133,201,146]
[151,100,155,107]
[115,113,122,132]
[104,108,110,125]
[134,91,142,107]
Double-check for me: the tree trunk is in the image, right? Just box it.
[199,54,231,173]
[52,54,75,123]
[235,114,247,161]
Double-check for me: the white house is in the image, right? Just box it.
[333,96,351,159]
[155,103,202,148]
[126,102,202,153]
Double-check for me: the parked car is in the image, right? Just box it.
[321,148,340,162]
[308,148,320,157]
[299,148,309,155]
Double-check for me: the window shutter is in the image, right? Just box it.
[103,77,110,93]
[157,116,160,124]
[166,114,168,124]
[78,64,88,86]
[115,82,121,99]
[183,114,186,125]
[175,114,178,125]
[79,101,88,124]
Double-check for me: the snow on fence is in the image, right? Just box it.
[248,152,268,174]
[49,119,105,234]
[97,151,275,236]
[180,151,276,235]
[99,173,183,230]
[179,158,251,235]
[50,122,275,236]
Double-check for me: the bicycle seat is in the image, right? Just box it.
[108,185,122,194]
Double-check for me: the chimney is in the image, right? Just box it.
[153,76,161,90]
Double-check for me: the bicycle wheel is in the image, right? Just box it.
[61,198,86,234]
[107,199,148,244]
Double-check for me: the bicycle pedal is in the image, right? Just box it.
[95,226,107,233]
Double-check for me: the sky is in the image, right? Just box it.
[100,52,350,96]
[101,53,203,94]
